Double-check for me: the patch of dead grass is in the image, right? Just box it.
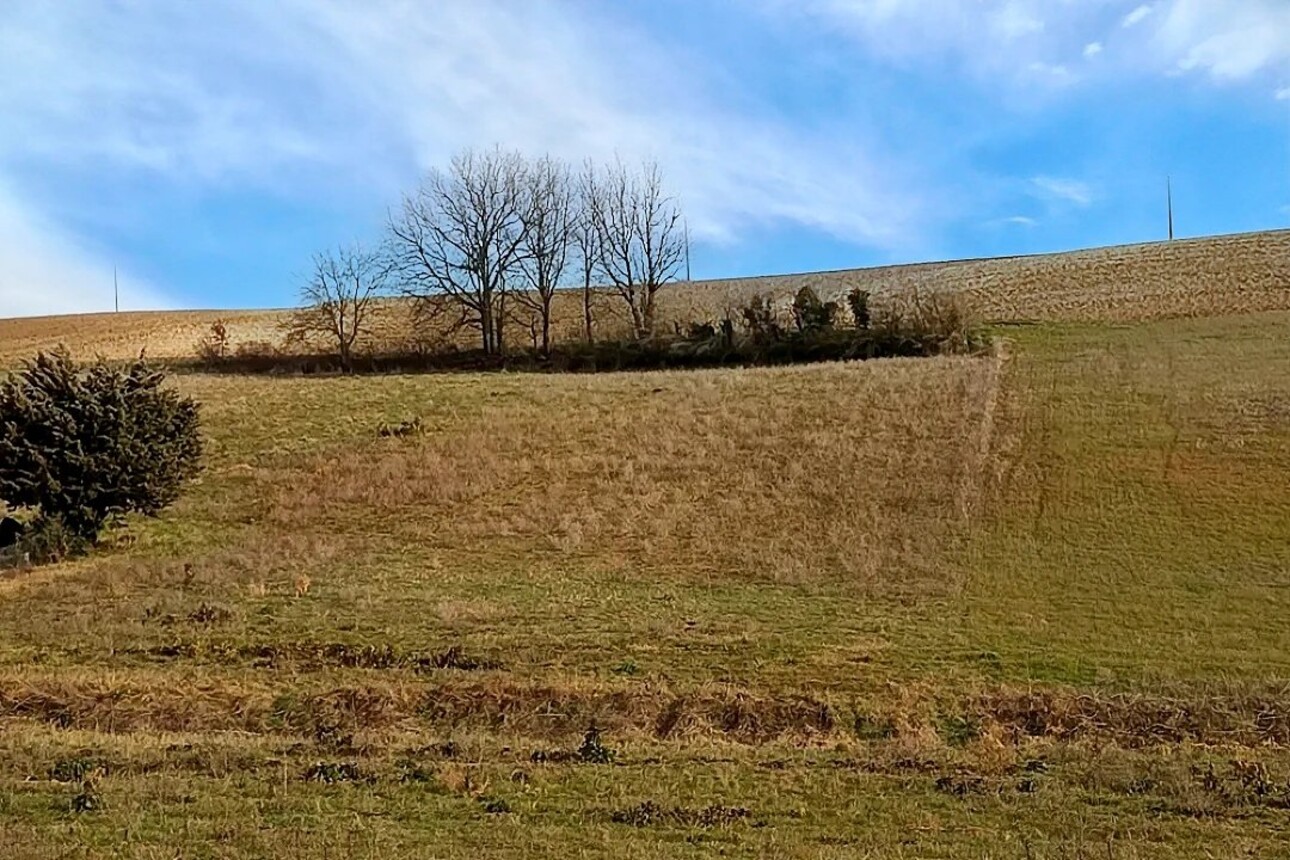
[263,358,998,587]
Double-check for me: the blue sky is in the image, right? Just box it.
[1,0,1288,317]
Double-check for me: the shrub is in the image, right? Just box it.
[0,350,203,547]
[175,288,979,377]
[15,514,88,565]
[234,340,278,359]
[791,286,838,332]
[195,320,230,365]
[50,755,101,783]
[870,291,978,356]
[846,288,871,329]
[740,294,783,345]
[680,320,717,341]
[478,796,511,814]
[577,724,616,764]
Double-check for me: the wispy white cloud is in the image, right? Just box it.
[0,5,325,183]
[1028,62,1074,84]
[280,0,924,247]
[1277,87,1290,101]
[0,181,171,318]
[0,0,928,318]
[1150,0,1290,81]
[1031,176,1095,207]
[767,0,1097,87]
[1004,215,1039,227]
[995,3,1045,39]
[772,1,1290,98]
[1122,5,1154,28]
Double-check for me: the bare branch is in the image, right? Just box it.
[585,158,684,339]
[513,155,575,355]
[286,242,393,372]
[387,147,530,356]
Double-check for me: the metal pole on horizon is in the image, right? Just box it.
[114,266,119,312]
[684,218,691,282]
[1167,176,1174,241]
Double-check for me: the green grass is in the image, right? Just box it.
[964,315,1290,683]
[1,312,1289,857]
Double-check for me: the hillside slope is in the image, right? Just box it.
[2,311,1289,857]
[686,227,1290,322]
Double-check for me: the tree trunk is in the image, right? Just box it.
[642,289,656,340]
[583,273,593,343]
[494,295,506,356]
[629,298,646,341]
[480,300,493,355]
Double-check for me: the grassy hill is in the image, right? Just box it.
[0,233,1289,857]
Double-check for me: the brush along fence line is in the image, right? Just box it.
[3,673,1289,749]
[688,228,1290,324]
[3,229,1288,366]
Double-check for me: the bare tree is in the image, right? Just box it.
[585,159,685,340]
[388,148,529,356]
[574,159,601,343]
[286,243,391,372]
[514,156,574,356]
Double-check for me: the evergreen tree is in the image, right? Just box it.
[0,349,202,547]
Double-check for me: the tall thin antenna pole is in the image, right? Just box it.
[684,218,691,282]
[1167,176,1174,241]
[114,266,120,312]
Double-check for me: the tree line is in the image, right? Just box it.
[290,148,686,371]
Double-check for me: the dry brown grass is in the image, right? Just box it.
[5,669,1289,753]
[0,354,1004,747]
[255,357,999,587]
[4,229,1286,365]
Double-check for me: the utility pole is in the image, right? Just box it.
[114,266,120,312]
[1167,176,1174,241]
[684,218,691,282]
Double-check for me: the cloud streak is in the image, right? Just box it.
[292,0,925,247]
[774,1,1290,93]
[0,182,171,318]
[1153,0,1290,81]
[0,0,934,317]
[1122,5,1154,28]
[1031,177,1095,207]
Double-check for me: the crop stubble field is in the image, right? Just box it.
[0,232,1289,856]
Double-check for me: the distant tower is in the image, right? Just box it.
[684,218,691,282]
[1167,177,1174,241]
[114,266,120,312]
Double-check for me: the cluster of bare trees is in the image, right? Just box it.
[289,147,687,367]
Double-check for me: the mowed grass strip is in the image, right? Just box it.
[962,312,1290,684]
[5,717,1290,859]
